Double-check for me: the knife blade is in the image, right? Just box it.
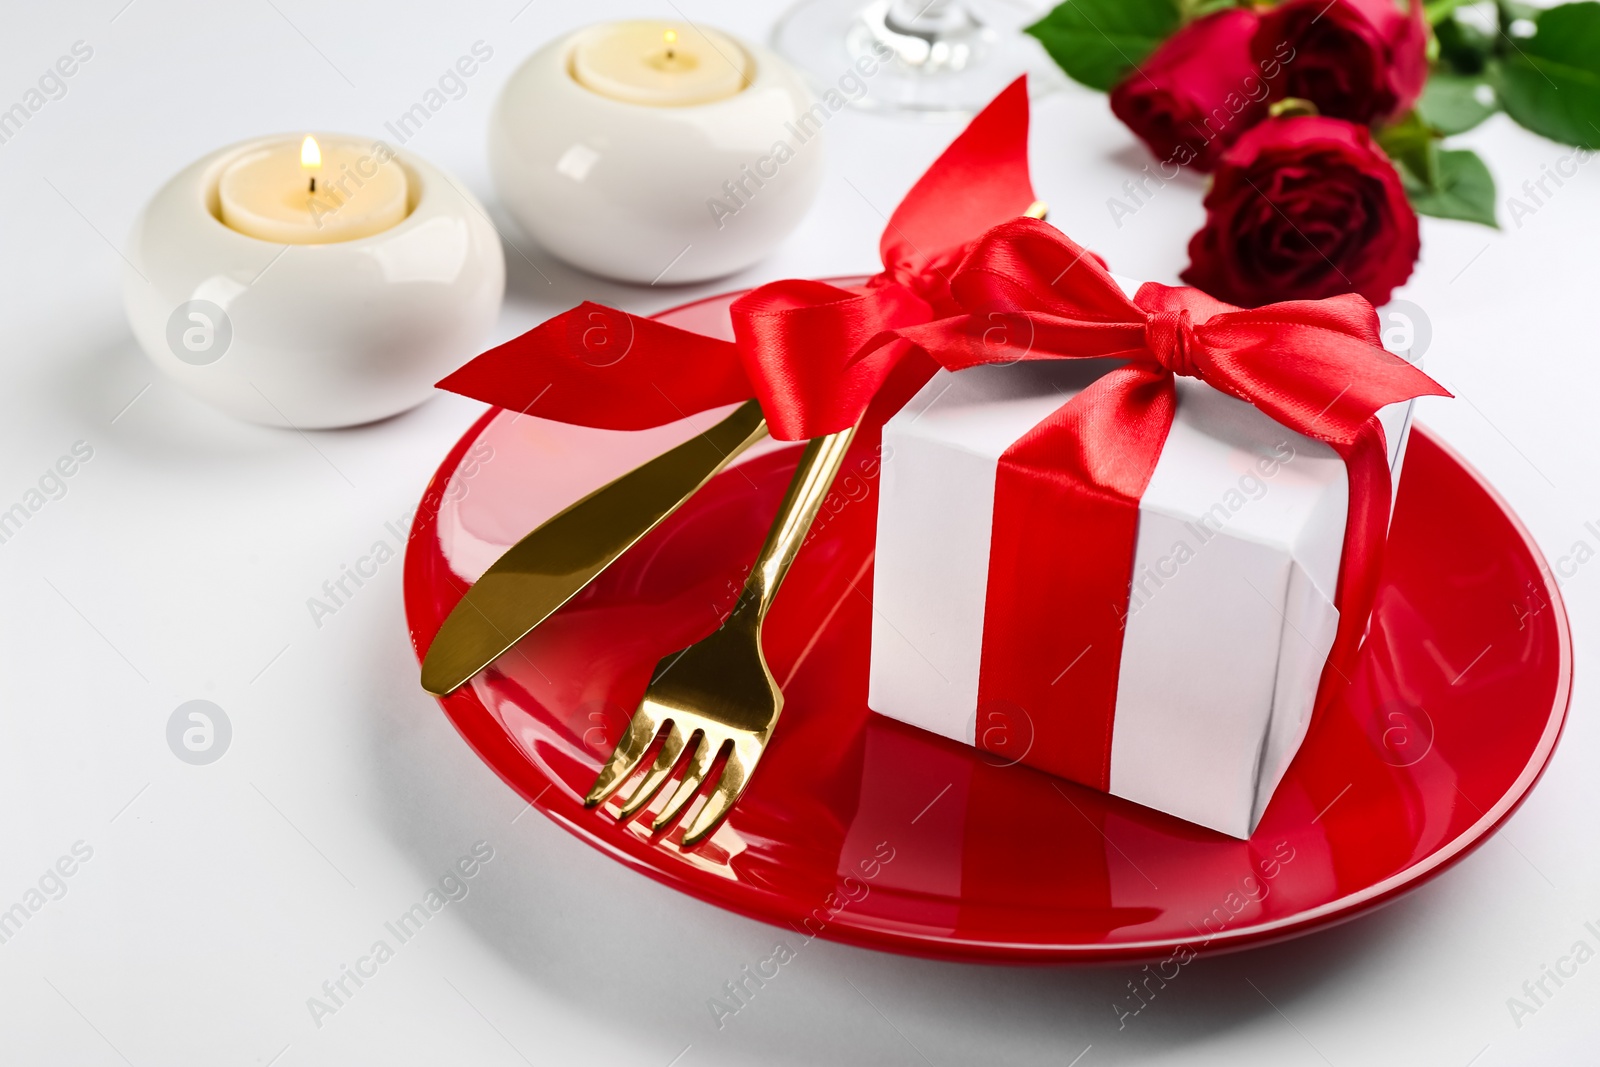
[421,399,769,696]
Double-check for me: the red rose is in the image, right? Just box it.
[1109,9,1271,172]
[1181,116,1419,307]
[1254,0,1428,125]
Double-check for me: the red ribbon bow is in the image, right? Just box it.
[438,78,1451,787]
[439,78,1040,442]
[877,216,1449,786]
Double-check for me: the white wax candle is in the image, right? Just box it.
[218,135,409,244]
[570,21,751,106]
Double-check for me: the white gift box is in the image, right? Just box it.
[867,279,1414,838]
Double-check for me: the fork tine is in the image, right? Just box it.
[584,711,663,808]
[617,722,690,818]
[652,733,726,831]
[584,426,857,849]
[680,740,754,847]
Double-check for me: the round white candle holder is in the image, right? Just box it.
[123,134,506,429]
[488,26,824,285]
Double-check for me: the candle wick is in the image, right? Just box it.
[665,47,675,59]
[309,176,316,193]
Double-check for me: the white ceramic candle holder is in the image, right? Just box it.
[488,26,824,285]
[123,134,506,429]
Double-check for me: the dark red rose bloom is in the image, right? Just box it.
[1181,116,1419,308]
[1254,0,1428,125]
[1109,8,1271,172]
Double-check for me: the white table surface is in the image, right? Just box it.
[2,2,1596,1064]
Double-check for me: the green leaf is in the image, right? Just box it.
[1401,148,1500,226]
[1378,111,1442,188]
[1025,0,1183,92]
[1494,1,1600,147]
[1435,14,1494,75]
[1183,0,1239,17]
[1497,1,1542,24]
[1418,72,1498,133]
[1424,0,1477,25]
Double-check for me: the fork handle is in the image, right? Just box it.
[730,426,858,626]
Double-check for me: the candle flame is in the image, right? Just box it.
[663,28,678,45]
[300,135,322,170]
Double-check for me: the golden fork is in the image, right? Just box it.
[585,425,859,846]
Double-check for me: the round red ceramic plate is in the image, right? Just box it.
[404,284,1571,963]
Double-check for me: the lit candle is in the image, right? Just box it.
[218,134,409,244]
[570,20,751,106]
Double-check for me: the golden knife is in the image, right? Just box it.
[421,400,769,696]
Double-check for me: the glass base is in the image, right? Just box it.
[772,0,1064,119]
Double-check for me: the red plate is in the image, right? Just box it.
[404,284,1571,962]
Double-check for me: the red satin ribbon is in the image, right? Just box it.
[438,77,1450,793]
[438,77,1039,442]
[886,217,1450,787]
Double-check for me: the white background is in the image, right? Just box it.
[1,1,1596,1064]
